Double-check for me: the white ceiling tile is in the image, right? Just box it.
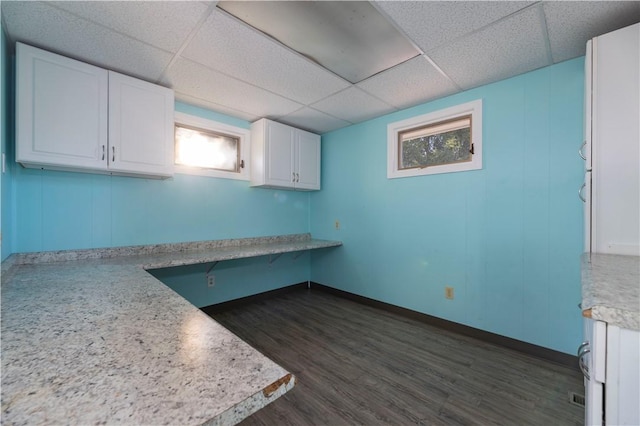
[311,87,397,124]
[428,6,549,90]
[278,108,351,134]
[164,58,303,119]
[374,1,533,52]
[217,1,420,84]
[174,93,260,124]
[48,1,212,53]
[543,1,640,63]
[1,1,173,81]
[357,56,458,110]
[2,0,639,134]
[181,10,351,105]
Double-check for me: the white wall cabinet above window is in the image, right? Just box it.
[16,42,174,179]
[387,99,482,179]
[250,118,321,191]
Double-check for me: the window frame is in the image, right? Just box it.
[387,99,482,179]
[174,111,251,181]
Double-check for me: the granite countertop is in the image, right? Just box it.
[1,234,342,425]
[581,253,640,330]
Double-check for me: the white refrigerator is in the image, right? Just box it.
[580,22,640,426]
[582,23,640,257]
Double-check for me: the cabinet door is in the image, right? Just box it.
[605,325,640,425]
[584,170,592,253]
[264,120,295,188]
[295,130,321,190]
[108,71,174,177]
[584,40,593,172]
[591,23,640,255]
[16,43,108,170]
[583,318,606,426]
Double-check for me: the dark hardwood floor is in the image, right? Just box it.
[209,288,584,426]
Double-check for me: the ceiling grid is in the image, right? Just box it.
[2,0,638,133]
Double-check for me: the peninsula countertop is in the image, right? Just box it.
[581,253,640,330]
[1,234,342,425]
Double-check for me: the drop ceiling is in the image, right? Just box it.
[2,1,639,134]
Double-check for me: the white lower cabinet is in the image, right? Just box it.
[16,42,174,178]
[250,118,320,191]
[581,318,640,425]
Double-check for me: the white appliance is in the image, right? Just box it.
[580,22,640,426]
[579,318,606,426]
[582,23,640,256]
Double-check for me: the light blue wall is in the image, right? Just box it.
[149,253,309,308]
[310,58,585,355]
[1,24,15,261]
[10,102,310,253]
[6,97,312,302]
[1,35,586,353]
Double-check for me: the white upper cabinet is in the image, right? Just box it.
[108,71,174,177]
[16,42,108,171]
[295,129,321,190]
[250,118,320,191]
[16,42,174,178]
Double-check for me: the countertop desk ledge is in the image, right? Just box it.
[1,234,340,425]
[581,253,640,330]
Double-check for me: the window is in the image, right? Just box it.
[175,125,240,172]
[387,99,482,179]
[174,112,250,180]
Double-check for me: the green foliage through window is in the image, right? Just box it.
[398,114,472,170]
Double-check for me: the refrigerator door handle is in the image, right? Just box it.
[579,183,587,202]
[579,141,587,160]
[578,345,591,380]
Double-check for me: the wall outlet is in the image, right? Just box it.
[445,286,454,300]
[335,220,340,230]
[207,274,215,287]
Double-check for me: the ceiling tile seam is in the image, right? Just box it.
[157,2,219,86]
[425,1,543,58]
[538,3,555,64]
[421,54,463,92]
[174,91,262,121]
[369,1,426,57]
[419,1,544,91]
[172,56,343,113]
[368,2,461,91]
[307,85,356,109]
[42,1,178,59]
[214,8,353,87]
[309,85,397,114]
[277,105,355,127]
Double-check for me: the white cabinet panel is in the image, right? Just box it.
[586,23,640,255]
[295,129,321,190]
[108,71,174,177]
[583,318,605,426]
[16,42,174,179]
[605,325,640,426]
[264,120,295,187]
[582,318,640,426]
[16,42,108,170]
[251,118,320,191]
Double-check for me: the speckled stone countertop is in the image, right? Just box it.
[581,253,640,330]
[1,234,342,425]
